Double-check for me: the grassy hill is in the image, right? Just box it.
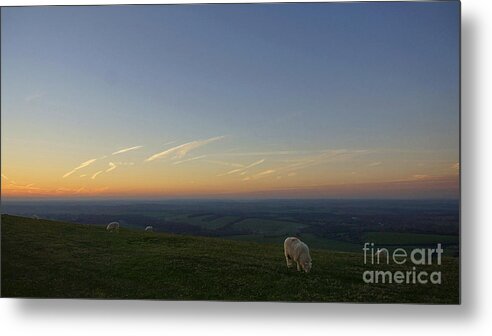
[1,215,459,303]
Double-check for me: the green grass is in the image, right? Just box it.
[298,233,363,252]
[224,233,362,253]
[1,215,459,303]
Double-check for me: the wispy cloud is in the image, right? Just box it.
[56,186,108,195]
[145,136,225,162]
[112,145,143,155]
[222,168,242,176]
[1,174,8,180]
[173,155,207,165]
[113,161,135,166]
[368,161,382,167]
[218,159,265,176]
[216,150,310,157]
[105,162,117,173]
[412,174,431,180]
[234,149,369,182]
[91,170,104,180]
[203,160,244,168]
[281,149,368,173]
[75,187,86,193]
[239,159,264,171]
[80,174,87,178]
[255,169,276,177]
[244,169,276,181]
[3,182,114,196]
[55,187,76,193]
[3,180,41,192]
[62,158,98,178]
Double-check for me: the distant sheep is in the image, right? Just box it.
[32,215,39,220]
[284,237,312,273]
[106,221,120,232]
[145,226,153,232]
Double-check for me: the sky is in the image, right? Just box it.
[1,2,460,199]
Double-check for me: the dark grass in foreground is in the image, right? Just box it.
[1,215,459,303]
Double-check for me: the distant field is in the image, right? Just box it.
[1,200,459,258]
[1,215,459,303]
[170,215,305,235]
[230,218,304,235]
[167,214,239,230]
[364,232,459,245]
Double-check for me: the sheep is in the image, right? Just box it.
[144,226,153,232]
[284,237,312,273]
[32,215,39,220]
[106,221,120,232]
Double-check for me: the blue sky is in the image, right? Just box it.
[1,2,460,198]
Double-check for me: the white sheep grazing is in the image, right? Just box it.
[106,221,120,232]
[284,237,312,273]
[145,226,153,232]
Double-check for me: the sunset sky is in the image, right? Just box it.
[1,2,460,199]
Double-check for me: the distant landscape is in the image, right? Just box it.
[1,199,460,256]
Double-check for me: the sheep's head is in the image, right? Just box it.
[302,260,312,273]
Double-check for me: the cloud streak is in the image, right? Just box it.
[219,159,265,176]
[173,155,207,165]
[105,162,117,173]
[234,149,369,182]
[91,170,104,180]
[63,158,98,178]
[145,136,225,162]
[214,150,312,157]
[3,180,41,192]
[203,160,244,168]
[243,169,276,181]
[368,161,382,167]
[112,146,143,155]
[280,149,368,173]
[254,169,275,177]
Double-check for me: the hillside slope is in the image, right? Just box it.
[1,215,459,303]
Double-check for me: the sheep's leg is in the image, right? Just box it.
[296,262,301,272]
[285,255,293,268]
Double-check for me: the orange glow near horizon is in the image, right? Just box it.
[1,142,459,199]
